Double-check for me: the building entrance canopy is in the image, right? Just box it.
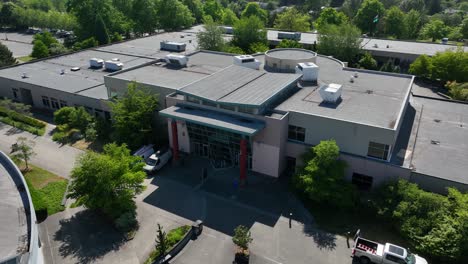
[160,105,265,136]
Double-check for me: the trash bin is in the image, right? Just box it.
[192,220,204,237]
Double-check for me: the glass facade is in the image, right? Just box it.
[187,123,252,169]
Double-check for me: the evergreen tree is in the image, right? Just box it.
[0,43,16,67]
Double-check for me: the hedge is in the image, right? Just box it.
[0,106,46,128]
[0,117,45,136]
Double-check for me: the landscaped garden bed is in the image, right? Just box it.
[0,106,46,135]
[145,225,191,264]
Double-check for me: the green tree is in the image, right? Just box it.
[277,39,303,48]
[110,82,159,149]
[157,0,195,31]
[131,0,158,35]
[183,0,205,23]
[317,24,362,64]
[293,140,357,209]
[274,7,311,32]
[232,16,267,52]
[446,81,468,101]
[430,48,468,82]
[197,21,225,51]
[67,0,132,44]
[399,0,425,12]
[0,99,31,115]
[409,54,433,78]
[342,0,363,18]
[384,6,406,38]
[359,52,378,70]
[31,40,49,59]
[11,137,36,171]
[419,19,449,42]
[221,8,239,26]
[404,9,423,39]
[232,225,253,252]
[204,0,224,21]
[0,2,18,27]
[68,143,146,220]
[314,7,348,31]
[49,43,68,56]
[461,17,468,39]
[0,43,16,67]
[72,37,99,51]
[355,0,386,34]
[376,180,468,262]
[241,2,268,24]
[33,32,58,48]
[155,223,168,256]
[249,42,269,53]
[223,45,245,54]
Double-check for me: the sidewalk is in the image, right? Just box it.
[0,122,83,178]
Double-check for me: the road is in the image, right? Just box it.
[0,122,83,178]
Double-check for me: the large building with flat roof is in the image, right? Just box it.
[0,28,466,193]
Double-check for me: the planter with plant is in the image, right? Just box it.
[232,225,253,264]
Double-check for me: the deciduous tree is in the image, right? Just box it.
[314,7,348,31]
[317,24,362,64]
[419,19,449,42]
[232,16,267,52]
[384,6,406,38]
[197,20,225,51]
[241,2,268,24]
[204,0,224,21]
[109,82,159,149]
[355,0,385,34]
[274,7,311,32]
[156,0,195,31]
[31,40,49,59]
[68,143,146,220]
[221,8,239,26]
[11,137,36,171]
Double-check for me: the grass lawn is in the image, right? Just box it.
[17,56,34,63]
[16,161,68,216]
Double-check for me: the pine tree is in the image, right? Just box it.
[0,42,16,67]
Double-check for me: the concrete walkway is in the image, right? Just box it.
[0,122,83,178]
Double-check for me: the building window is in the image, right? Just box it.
[60,100,67,108]
[50,98,60,109]
[203,100,217,108]
[12,88,18,99]
[238,106,255,114]
[367,141,390,160]
[42,96,50,107]
[352,173,373,190]
[220,104,236,111]
[288,125,305,142]
[187,95,199,104]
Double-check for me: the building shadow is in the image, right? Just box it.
[390,104,416,166]
[53,210,126,264]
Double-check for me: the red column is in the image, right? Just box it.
[171,120,179,161]
[239,138,247,185]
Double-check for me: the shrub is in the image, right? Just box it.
[446,81,468,101]
[52,131,68,143]
[115,211,138,232]
[85,124,98,142]
[54,107,75,125]
[166,225,190,246]
[0,106,46,128]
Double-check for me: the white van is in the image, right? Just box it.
[133,145,155,161]
[143,148,172,174]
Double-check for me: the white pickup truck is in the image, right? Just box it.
[352,230,428,264]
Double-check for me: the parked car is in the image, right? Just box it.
[352,230,428,264]
[133,144,155,161]
[143,148,172,174]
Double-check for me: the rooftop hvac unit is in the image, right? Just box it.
[160,41,186,52]
[233,55,261,70]
[104,60,124,72]
[165,54,189,67]
[295,62,319,82]
[278,32,301,40]
[319,83,342,104]
[89,58,104,68]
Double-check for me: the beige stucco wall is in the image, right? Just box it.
[288,111,397,159]
[264,50,317,72]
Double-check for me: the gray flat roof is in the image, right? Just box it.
[160,105,265,136]
[410,97,468,184]
[265,48,316,60]
[76,84,109,100]
[179,65,301,107]
[109,51,235,90]
[0,159,28,260]
[275,56,413,129]
[266,29,468,56]
[0,49,153,96]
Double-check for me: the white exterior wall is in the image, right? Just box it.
[252,142,281,177]
[177,120,190,153]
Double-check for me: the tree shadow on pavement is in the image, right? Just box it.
[303,225,337,250]
[4,126,24,136]
[53,210,126,264]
